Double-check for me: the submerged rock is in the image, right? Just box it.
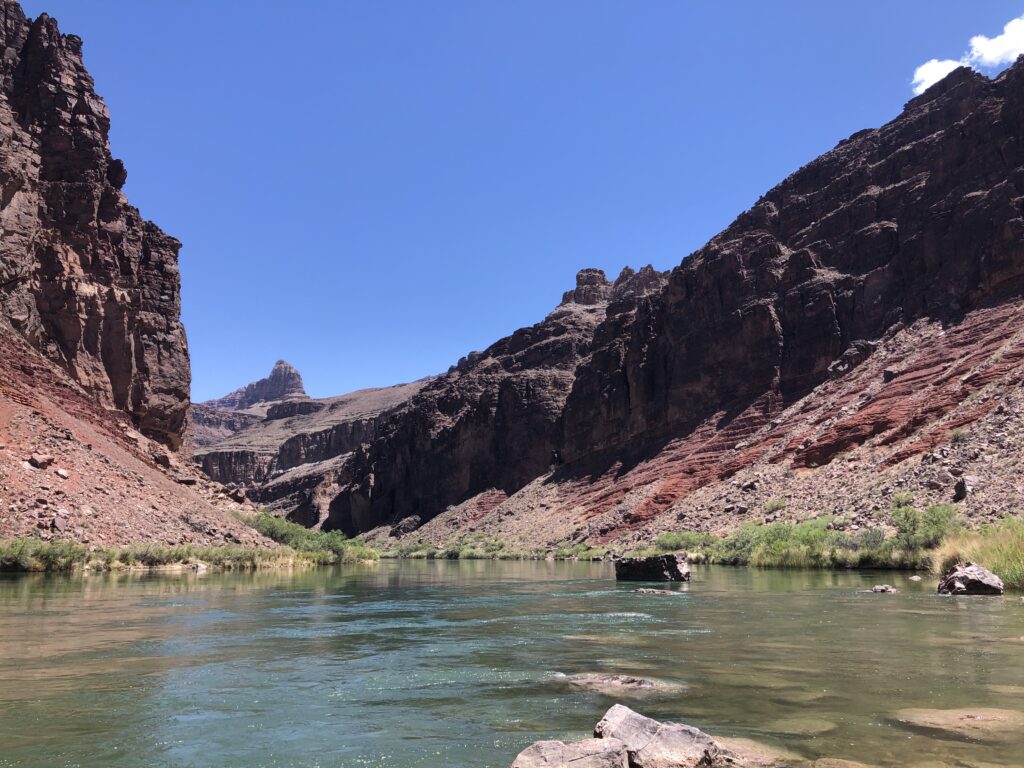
[765,716,838,737]
[937,563,1004,595]
[714,736,803,767]
[871,584,897,593]
[511,737,629,767]
[614,554,690,582]
[561,674,685,697]
[892,707,1024,741]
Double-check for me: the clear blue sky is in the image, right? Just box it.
[20,1,1024,400]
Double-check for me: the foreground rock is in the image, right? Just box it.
[892,707,1024,741]
[594,704,725,768]
[614,554,690,582]
[511,738,629,768]
[937,563,1004,596]
[510,705,881,768]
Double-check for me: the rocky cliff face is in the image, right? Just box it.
[339,62,1024,544]
[0,2,189,448]
[202,360,307,412]
[193,375,429,519]
[327,266,668,534]
[0,2,274,548]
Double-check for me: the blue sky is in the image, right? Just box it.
[19,1,1024,400]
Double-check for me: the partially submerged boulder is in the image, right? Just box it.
[594,704,725,768]
[937,562,1004,595]
[614,554,690,582]
[511,737,629,767]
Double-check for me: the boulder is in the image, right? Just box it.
[28,453,54,469]
[871,584,896,593]
[937,562,1004,595]
[510,737,629,768]
[614,554,690,582]
[593,704,725,768]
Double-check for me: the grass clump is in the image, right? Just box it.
[0,539,302,573]
[764,498,786,514]
[0,538,88,572]
[931,516,1024,590]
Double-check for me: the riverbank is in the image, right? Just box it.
[0,512,378,573]
[5,505,1021,589]
[381,507,1024,590]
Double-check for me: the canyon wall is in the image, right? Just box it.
[0,2,190,448]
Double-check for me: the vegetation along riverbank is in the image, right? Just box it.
[0,513,378,573]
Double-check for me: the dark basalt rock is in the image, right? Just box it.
[614,554,690,582]
[0,1,190,448]
[937,562,1004,595]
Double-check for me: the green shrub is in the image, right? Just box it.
[764,498,787,514]
[250,511,378,563]
[892,504,961,551]
[892,491,914,509]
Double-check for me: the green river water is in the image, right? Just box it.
[0,561,1022,767]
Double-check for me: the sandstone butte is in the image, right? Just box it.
[4,0,1024,555]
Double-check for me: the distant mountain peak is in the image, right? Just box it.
[203,360,308,411]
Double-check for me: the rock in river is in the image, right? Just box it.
[614,554,690,582]
[594,704,725,768]
[937,563,1004,596]
[561,673,685,697]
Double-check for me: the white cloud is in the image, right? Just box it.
[967,16,1024,67]
[911,14,1024,95]
[912,58,963,95]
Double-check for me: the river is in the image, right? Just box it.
[1,561,1021,767]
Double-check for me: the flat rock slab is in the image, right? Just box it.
[614,554,690,582]
[892,707,1024,742]
[511,737,629,767]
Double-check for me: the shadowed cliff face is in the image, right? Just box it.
[328,62,1024,538]
[326,267,668,535]
[0,2,190,448]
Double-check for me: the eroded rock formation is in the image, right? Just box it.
[202,360,307,412]
[1,1,189,448]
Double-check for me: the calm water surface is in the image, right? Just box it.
[0,562,1022,767]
